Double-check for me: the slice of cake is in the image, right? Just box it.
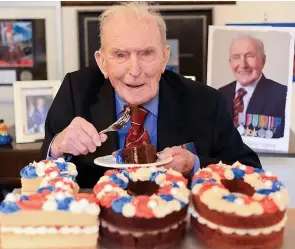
[116,144,157,164]
[21,158,78,195]
[0,192,100,249]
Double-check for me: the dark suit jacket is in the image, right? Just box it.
[218,75,287,138]
[40,66,261,188]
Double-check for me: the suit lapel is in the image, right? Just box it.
[89,80,118,156]
[157,78,183,151]
[247,75,267,114]
[227,82,236,119]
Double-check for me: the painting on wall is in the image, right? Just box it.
[0,19,47,86]
[78,9,212,83]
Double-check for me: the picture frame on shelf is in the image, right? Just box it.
[78,8,212,83]
[0,19,47,85]
[13,80,61,143]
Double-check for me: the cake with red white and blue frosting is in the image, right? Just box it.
[0,158,100,249]
[93,166,190,249]
[190,161,290,249]
[20,158,79,195]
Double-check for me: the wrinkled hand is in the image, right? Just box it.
[51,117,107,158]
[158,146,195,175]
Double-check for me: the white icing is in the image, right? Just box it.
[43,200,58,211]
[55,192,66,200]
[122,203,136,217]
[35,163,46,177]
[5,193,17,202]
[147,200,157,209]
[265,171,273,177]
[55,181,65,188]
[56,158,65,163]
[49,171,59,179]
[104,184,113,192]
[84,203,100,215]
[234,198,245,206]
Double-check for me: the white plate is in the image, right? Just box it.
[94,155,173,169]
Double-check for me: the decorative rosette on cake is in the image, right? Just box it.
[20,158,77,181]
[93,167,190,218]
[191,162,290,216]
[0,120,12,145]
[0,192,100,215]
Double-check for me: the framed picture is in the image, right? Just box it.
[13,80,61,143]
[0,19,47,85]
[207,25,295,153]
[78,8,212,83]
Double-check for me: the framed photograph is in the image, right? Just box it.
[207,25,295,153]
[78,8,212,83]
[0,19,47,84]
[13,80,61,143]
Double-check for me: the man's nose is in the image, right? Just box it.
[239,56,247,68]
[128,54,141,77]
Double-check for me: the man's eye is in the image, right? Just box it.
[144,50,153,56]
[117,53,125,58]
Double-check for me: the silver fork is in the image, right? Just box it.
[99,107,131,134]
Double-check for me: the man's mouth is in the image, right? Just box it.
[125,84,144,89]
[238,71,251,75]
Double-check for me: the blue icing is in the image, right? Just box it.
[57,197,74,211]
[20,164,38,179]
[232,168,245,179]
[159,194,174,202]
[20,195,29,201]
[150,171,166,182]
[112,196,133,214]
[171,182,180,188]
[56,162,68,172]
[254,168,265,174]
[109,174,127,189]
[191,178,216,188]
[222,194,237,203]
[37,186,56,194]
[272,180,284,192]
[115,149,123,164]
[119,169,131,180]
[0,202,20,213]
[58,173,76,182]
[256,189,273,195]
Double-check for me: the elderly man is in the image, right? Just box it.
[219,35,287,139]
[40,2,261,188]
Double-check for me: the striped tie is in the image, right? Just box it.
[125,106,150,148]
[233,88,247,127]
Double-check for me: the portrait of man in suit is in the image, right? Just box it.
[218,35,287,139]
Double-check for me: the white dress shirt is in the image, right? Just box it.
[235,74,262,115]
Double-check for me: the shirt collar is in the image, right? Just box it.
[235,74,262,96]
[115,91,159,117]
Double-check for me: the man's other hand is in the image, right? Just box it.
[50,117,107,158]
[158,146,194,175]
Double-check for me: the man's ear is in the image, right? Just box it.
[161,44,171,73]
[94,50,108,79]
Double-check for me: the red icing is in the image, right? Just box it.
[126,167,140,172]
[105,169,120,176]
[260,174,278,181]
[192,171,213,181]
[240,196,255,205]
[259,196,279,213]
[93,181,118,195]
[17,194,45,210]
[166,174,188,186]
[131,196,154,219]
[75,193,99,204]
[45,167,61,176]
[100,192,120,208]
[198,182,226,196]
[41,160,51,163]
[48,177,74,189]
[245,166,255,174]
[206,164,225,179]
[158,185,173,195]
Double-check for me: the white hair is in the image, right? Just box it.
[98,1,167,48]
[230,34,266,57]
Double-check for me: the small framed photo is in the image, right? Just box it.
[13,80,61,143]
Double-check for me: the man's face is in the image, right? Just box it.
[96,13,170,105]
[229,38,265,86]
[36,98,45,109]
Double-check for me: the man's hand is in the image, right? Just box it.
[50,117,107,158]
[157,146,195,175]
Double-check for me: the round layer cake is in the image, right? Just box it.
[93,166,190,249]
[190,162,290,249]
